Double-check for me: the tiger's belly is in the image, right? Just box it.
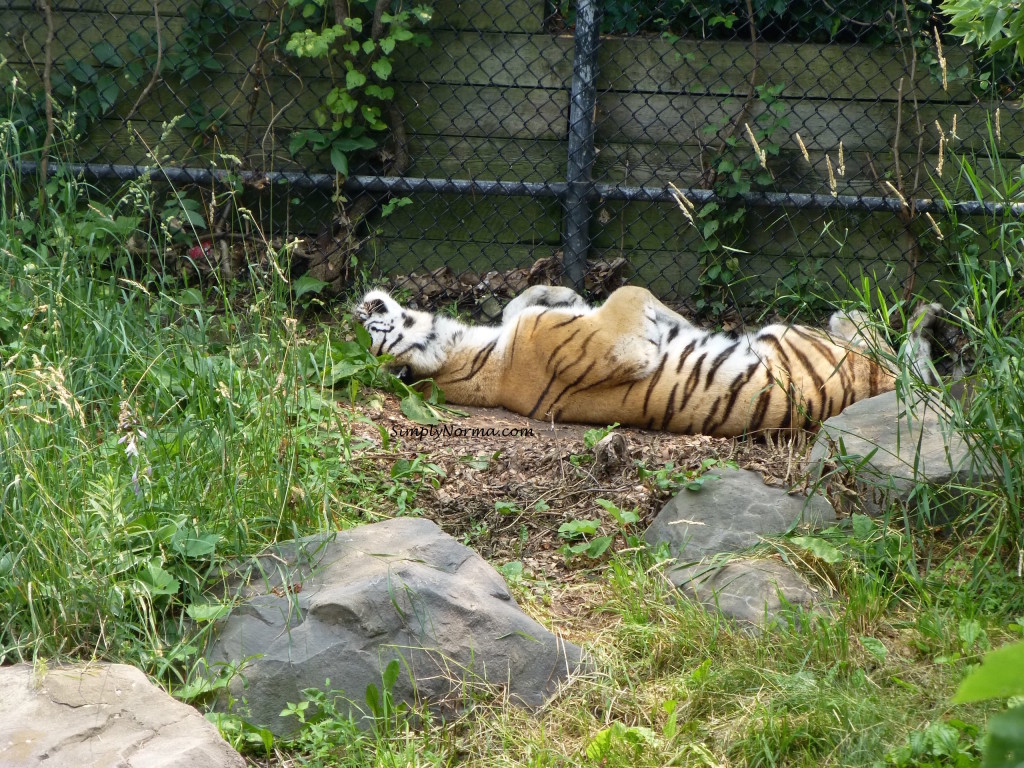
[542,379,784,437]
[507,365,861,437]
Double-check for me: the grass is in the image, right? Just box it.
[0,130,421,681]
[2,94,1023,767]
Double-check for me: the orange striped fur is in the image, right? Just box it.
[356,285,937,437]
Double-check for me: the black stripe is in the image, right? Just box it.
[446,339,498,384]
[675,352,708,413]
[546,360,599,413]
[703,360,761,435]
[620,380,639,405]
[784,340,825,392]
[544,329,606,411]
[749,383,775,433]
[660,382,680,431]
[704,341,740,389]
[384,332,405,354]
[642,354,668,416]
[675,339,697,374]
[550,315,579,330]
[548,329,582,365]
[528,369,561,418]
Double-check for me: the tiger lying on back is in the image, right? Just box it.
[356,285,940,437]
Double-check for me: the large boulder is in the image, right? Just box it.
[644,467,836,561]
[808,390,987,518]
[0,663,245,768]
[206,517,585,736]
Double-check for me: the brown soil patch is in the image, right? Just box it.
[343,395,811,583]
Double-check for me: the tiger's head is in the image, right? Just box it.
[354,290,455,376]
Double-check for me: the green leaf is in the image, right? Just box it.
[851,513,874,539]
[178,203,207,228]
[790,535,845,563]
[382,659,400,691]
[371,57,392,80]
[354,323,372,350]
[139,561,180,596]
[94,42,124,67]
[96,74,120,112]
[953,641,1024,703]
[345,69,367,90]
[859,636,888,662]
[985,705,1024,768]
[400,394,439,425]
[333,135,376,151]
[288,130,312,155]
[585,535,614,558]
[293,274,328,300]
[186,603,232,622]
[172,530,220,558]
[596,498,639,526]
[499,561,524,580]
[365,682,381,717]
[327,358,371,385]
[558,518,600,539]
[179,288,204,306]
[330,147,349,176]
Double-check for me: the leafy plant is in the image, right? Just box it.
[953,641,1024,768]
[637,456,733,495]
[693,83,789,317]
[877,718,983,768]
[942,0,1024,64]
[283,0,433,177]
[584,422,620,450]
[558,498,641,560]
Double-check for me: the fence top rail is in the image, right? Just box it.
[15,162,1024,218]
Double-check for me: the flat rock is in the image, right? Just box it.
[643,467,836,561]
[667,558,821,628]
[808,390,988,518]
[206,517,585,736]
[0,663,245,768]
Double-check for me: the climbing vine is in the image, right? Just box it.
[283,0,433,177]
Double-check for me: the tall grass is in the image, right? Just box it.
[0,96,408,679]
[925,131,1024,563]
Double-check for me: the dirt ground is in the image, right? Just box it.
[343,394,814,584]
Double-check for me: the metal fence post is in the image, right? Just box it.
[562,0,601,293]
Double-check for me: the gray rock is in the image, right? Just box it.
[808,390,988,518]
[206,517,584,736]
[667,558,821,628]
[643,467,836,561]
[0,663,245,768]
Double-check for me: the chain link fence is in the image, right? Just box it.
[2,0,1022,321]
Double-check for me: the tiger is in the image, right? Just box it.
[355,284,940,437]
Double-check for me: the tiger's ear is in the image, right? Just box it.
[363,297,388,315]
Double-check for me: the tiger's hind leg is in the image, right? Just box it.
[829,303,943,385]
[905,302,944,385]
[501,285,589,324]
